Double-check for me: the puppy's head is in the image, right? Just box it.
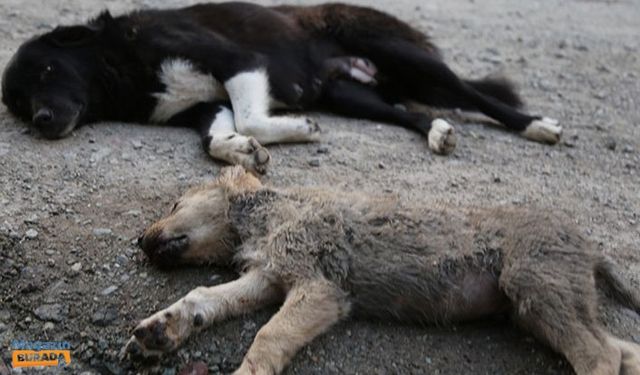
[139,166,263,268]
[1,13,114,139]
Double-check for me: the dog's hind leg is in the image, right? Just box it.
[167,102,271,174]
[234,280,350,375]
[321,80,456,154]
[123,270,281,359]
[224,70,322,145]
[500,265,622,375]
[355,39,562,144]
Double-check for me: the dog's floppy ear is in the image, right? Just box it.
[215,166,263,195]
[45,25,98,47]
[45,11,113,47]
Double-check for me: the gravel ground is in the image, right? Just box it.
[1,0,639,374]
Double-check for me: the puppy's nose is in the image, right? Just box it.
[33,107,53,126]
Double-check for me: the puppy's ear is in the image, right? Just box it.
[216,166,263,194]
[45,25,99,47]
[45,11,112,47]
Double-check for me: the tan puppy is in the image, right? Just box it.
[124,166,640,375]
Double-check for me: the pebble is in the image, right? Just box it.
[91,306,119,326]
[93,228,113,236]
[0,322,7,332]
[43,322,55,331]
[605,138,617,151]
[132,140,143,149]
[34,303,68,322]
[308,159,321,167]
[25,229,38,239]
[317,146,329,154]
[378,162,386,169]
[101,285,118,296]
[71,262,82,272]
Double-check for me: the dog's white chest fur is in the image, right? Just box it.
[150,58,228,123]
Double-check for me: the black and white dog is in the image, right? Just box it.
[1,2,561,174]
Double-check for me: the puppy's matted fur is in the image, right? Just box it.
[126,166,640,375]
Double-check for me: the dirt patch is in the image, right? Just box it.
[1,0,639,374]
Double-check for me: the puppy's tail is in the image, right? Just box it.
[416,76,523,110]
[595,258,640,313]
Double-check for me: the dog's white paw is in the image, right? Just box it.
[521,117,562,144]
[303,118,322,142]
[207,133,271,175]
[428,119,457,155]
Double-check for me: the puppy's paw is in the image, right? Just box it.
[428,119,456,155]
[206,133,271,175]
[521,117,562,144]
[304,118,322,142]
[243,137,271,175]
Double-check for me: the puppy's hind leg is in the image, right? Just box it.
[354,38,561,144]
[321,80,456,154]
[500,265,621,375]
[234,280,350,375]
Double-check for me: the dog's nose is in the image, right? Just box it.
[33,107,53,126]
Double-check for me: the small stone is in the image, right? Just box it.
[25,229,38,239]
[45,249,55,255]
[316,146,329,154]
[308,159,320,167]
[47,259,55,268]
[43,322,55,331]
[378,162,386,169]
[34,304,68,322]
[605,139,617,151]
[93,228,113,236]
[132,140,143,149]
[71,262,82,272]
[91,307,119,326]
[0,322,7,332]
[124,209,142,217]
[101,285,118,296]
[622,145,634,154]
[177,361,208,375]
[425,356,433,364]
[163,368,177,375]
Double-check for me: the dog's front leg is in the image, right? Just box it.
[234,279,350,375]
[123,270,281,359]
[224,69,322,145]
[167,102,271,174]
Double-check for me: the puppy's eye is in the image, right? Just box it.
[40,65,54,81]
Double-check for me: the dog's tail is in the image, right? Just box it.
[416,76,523,110]
[595,258,640,313]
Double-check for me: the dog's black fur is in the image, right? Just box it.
[2,2,545,147]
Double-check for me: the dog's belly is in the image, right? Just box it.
[150,58,229,123]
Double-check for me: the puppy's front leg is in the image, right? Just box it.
[124,270,281,359]
[234,280,350,375]
[224,69,322,145]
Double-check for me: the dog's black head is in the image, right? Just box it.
[2,13,115,139]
